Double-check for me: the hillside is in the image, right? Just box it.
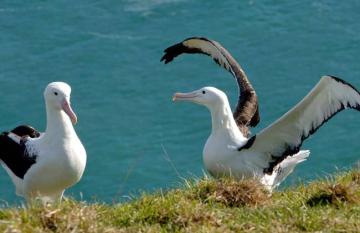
[1,170,359,232]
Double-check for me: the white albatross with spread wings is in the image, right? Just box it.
[0,82,86,203]
[161,37,360,189]
[172,76,360,189]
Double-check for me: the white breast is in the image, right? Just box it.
[203,131,255,178]
[23,135,86,196]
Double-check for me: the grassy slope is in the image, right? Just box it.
[0,171,359,233]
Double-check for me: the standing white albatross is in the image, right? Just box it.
[161,37,360,189]
[0,82,86,203]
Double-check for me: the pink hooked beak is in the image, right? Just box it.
[62,99,77,125]
[172,92,198,101]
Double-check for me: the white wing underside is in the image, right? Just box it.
[247,76,360,167]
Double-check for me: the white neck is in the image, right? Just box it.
[208,99,245,140]
[45,102,76,139]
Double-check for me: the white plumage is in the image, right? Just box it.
[0,82,86,203]
[173,76,360,189]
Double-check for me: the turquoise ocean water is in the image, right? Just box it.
[0,1,359,204]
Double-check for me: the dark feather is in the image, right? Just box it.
[0,125,41,179]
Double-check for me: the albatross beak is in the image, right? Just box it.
[62,99,78,125]
[172,92,198,102]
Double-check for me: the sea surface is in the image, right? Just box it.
[0,0,359,204]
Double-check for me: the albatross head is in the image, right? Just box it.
[173,87,228,109]
[44,82,77,125]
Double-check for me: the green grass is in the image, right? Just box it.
[1,170,360,233]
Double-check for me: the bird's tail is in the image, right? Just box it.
[261,150,310,190]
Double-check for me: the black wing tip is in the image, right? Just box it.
[160,37,214,64]
[160,42,185,64]
[160,54,172,64]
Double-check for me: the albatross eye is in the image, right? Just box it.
[202,90,206,94]
[54,92,58,96]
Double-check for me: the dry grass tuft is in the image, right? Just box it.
[194,178,270,207]
[306,183,359,207]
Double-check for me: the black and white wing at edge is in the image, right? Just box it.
[161,37,260,135]
[243,76,360,174]
[0,125,41,179]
